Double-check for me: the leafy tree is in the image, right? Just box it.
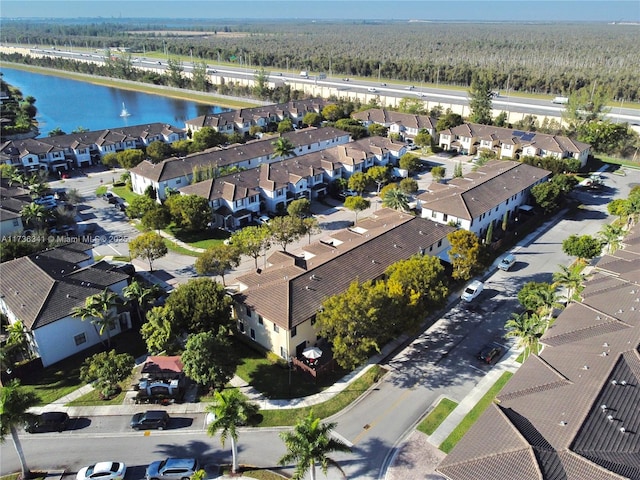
[129,231,168,272]
[517,281,556,315]
[181,330,237,392]
[563,84,610,126]
[303,112,322,127]
[562,234,602,262]
[269,215,303,252]
[166,194,212,232]
[366,166,388,194]
[447,230,482,281]
[531,181,562,214]
[397,97,427,115]
[321,104,343,122]
[382,188,409,211]
[166,58,185,88]
[485,221,494,244]
[287,198,311,219]
[494,111,508,127]
[253,68,270,98]
[468,72,493,125]
[206,389,259,474]
[399,177,418,194]
[80,350,134,398]
[435,110,464,131]
[334,118,368,139]
[301,216,321,244]
[195,244,241,286]
[398,153,420,174]
[552,265,584,302]
[272,137,297,159]
[431,166,446,183]
[102,152,119,168]
[126,195,156,219]
[164,278,233,334]
[0,380,40,479]
[344,196,370,224]
[577,121,631,154]
[146,140,173,163]
[191,126,225,152]
[230,225,271,269]
[279,410,352,480]
[278,118,294,133]
[414,130,432,149]
[368,123,388,137]
[607,198,632,221]
[504,312,545,360]
[141,204,171,231]
[454,161,463,178]
[141,306,177,354]
[116,149,145,169]
[347,171,368,194]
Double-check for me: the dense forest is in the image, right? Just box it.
[1,19,638,101]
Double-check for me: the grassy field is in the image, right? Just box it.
[417,398,458,436]
[439,371,513,453]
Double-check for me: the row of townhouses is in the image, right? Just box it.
[351,108,438,141]
[184,98,331,136]
[439,123,591,166]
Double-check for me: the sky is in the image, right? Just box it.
[1,0,639,22]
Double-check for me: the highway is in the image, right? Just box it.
[25,47,640,125]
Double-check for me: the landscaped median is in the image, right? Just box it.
[417,398,458,436]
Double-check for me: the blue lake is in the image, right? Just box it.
[1,67,228,136]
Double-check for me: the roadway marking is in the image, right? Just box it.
[350,388,412,445]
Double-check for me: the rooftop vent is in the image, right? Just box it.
[608,414,614,422]
[601,404,608,411]
[559,421,567,426]
[620,427,626,433]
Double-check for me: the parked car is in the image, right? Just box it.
[77,462,126,480]
[498,253,516,271]
[145,458,199,480]
[461,280,484,302]
[24,411,69,433]
[130,410,170,430]
[257,215,271,225]
[102,192,114,202]
[477,344,504,364]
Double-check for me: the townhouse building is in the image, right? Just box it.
[0,181,30,236]
[416,160,551,240]
[231,208,456,360]
[129,127,351,202]
[184,98,330,136]
[0,123,185,174]
[0,243,132,367]
[438,123,591,167]
[352,108,438,141]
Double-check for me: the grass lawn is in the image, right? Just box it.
[16,330,147,406]
[257,365,385,427]
[417,398,458,436]
[219,466,286,479]
[439,371,513,453]
[111,186,139,205]
[167,225,229,250]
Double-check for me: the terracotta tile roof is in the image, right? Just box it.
[417,160,551,220]
[142,355,183,375]
[234,209,455,329]
[437,225,640,480]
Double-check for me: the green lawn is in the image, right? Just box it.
[219,466,286,479]
[111,186,139,205]
[439,372,513,453]
[417,398,458,436]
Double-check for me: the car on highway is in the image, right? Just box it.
[498,253,516,271]
[461,280,484,302]
[77,462,126,480]
[477,344,504,364]
[145,458,199,480]
[24,411,69,433]
[130,410,170,430]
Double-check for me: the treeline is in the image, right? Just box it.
[1,20,638,101]
[0,79,38,135]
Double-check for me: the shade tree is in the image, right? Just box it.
[181,329,237,392]
[195,243,241,286]
[129,231,168,272]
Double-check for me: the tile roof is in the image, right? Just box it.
[417,160,551,220]
[437,224,640,480]
[352,108,436,132]
[234,208,456,329]
[0,245,129,330]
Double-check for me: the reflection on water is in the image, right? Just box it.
[1,67,229,136]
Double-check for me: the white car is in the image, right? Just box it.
[498,253,516,271]
[257,215,271,225]
[461,280,484,302]
[77,462,126,480]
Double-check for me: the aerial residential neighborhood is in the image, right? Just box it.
[1,4,639,480]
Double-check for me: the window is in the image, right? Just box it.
[250,328,255,340]
[258,316,263,325]
[273,323,279,333]
[291,326,297,337]
[238,321,245,333]
[437,240,442,247]
[74,333,87,346]
[443,214,448,222]
[280,346,287,358]
[431,211,437,218]
[246,306,251,316]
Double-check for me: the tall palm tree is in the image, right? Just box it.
[279,410,352,480]
[0,380,40,479]
[206,389,258,474]
[382,188,410,212]
[599,223,623,254]
[72,289,120,348]
[271,137,296,160]
[123,280,161,324]
[504,312,545,359]
[552,264,584,302]
[6,321,31,363]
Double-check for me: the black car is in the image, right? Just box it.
[24,411,69,433]
[130,410,170,430]
[103,192,114,202]
[477,344,504,365]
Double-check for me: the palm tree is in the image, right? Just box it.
[5,321,31,363]
[599,223,623,254]
[72,289,120,348]
[206,389,258,474]
[504,312,546,359]
[20,203,47,229]
[279,410,352,480]
[0,380,40,479]
[123,280,161,324]
[271,137,296,160]
[382,188,410,212]
[552,264,584,302]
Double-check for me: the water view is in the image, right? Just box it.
[1,67,229,136]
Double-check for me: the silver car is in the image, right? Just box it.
[145,458,199,480]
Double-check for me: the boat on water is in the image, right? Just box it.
[120,102,131,117]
